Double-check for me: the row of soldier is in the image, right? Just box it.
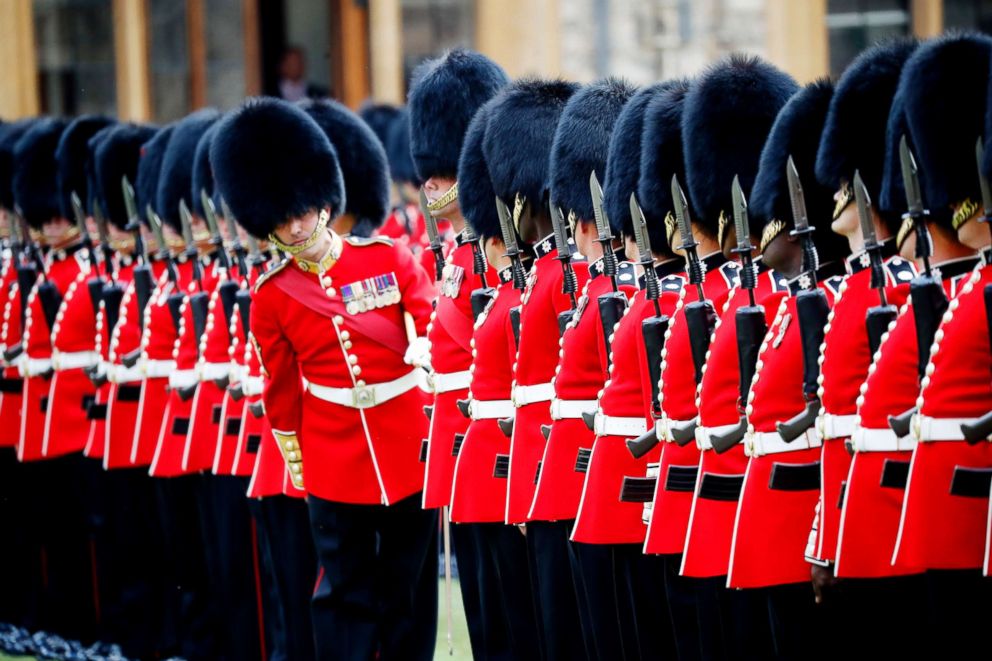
[1,30,992,661]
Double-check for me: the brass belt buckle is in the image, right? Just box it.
[352,384,376,409]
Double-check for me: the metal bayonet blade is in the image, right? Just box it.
[200,189,222,241]
[495,196,520,254]
[589,171,612,240]
[899,135,924,215]
[629,193,652,262]
[419,189,440,246]
[977,138,992,218]
[671,175,695,250]
[786,156,810,232]
[93,200,111,247]
[122,176,141,228]
[853,170,878,248]
[147,205,166,248]
[70,192,88,240]
[550,204,571,258]
[731,176,751,251]
[178,199,195,246]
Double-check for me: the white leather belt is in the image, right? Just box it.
[912,414,973,442]
[22,357,52,377]
[658,417,696,443]
[52,350,100,370]
[143,359,176,378]
[431,370,472,394]
[513,382,555,407]
[695,422,741,451]
[169,369,199,389]
[593,412,648,437]
[817,413,857,440]
[242,375,264,397]
[307,369,419,410]
[746,429,821,457]
[199,362,232,381]
[469,399,515,420]
[110,363,143,384]
[550,398,597,420]
[849,426,917,452]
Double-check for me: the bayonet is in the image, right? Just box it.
[630,193,660,315]
[899,136,933,275]
[122,176,149,264]
[496,196,526,290]
[551,204,578,308]
[179,200,203,289]
[590,172,619,291]
[731,176,759,306]
[92,199,117,279]
[672,175,706,301]
[787,156,819,281]
[70,192,96,263]
[420,189,446,280]
[201,190,232,271]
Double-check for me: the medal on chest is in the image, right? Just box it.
[342,272,400,314]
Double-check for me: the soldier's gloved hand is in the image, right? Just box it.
[404,336,432,370]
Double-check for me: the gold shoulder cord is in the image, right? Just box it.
[717,211,729,248]
[896,214,914,249]
[760,219,786,253]
[268,208,330,256]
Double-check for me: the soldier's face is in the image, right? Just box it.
[573,219,600,260]
[273,209,330,261]
[762,231,802,278]
[42,217,76,248]
[832,201,861,250]
[423,177,461,222]
[484,236,508,271]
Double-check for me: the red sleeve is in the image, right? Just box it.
[395,243,435,336]
[251,281,304,443]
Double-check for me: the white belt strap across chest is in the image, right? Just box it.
[746,428,821,457]
[550,398,597,420]
[593,411,648,438]
[817,413,857,440]
[468,399,515,420]
[431,370,472,394]
[512,382,555,407]
[307,369,420,409]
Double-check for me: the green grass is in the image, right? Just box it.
[435,578,472,660]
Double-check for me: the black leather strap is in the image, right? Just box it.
[117,384,142,402]
[419,438,428,463]
[574,447,592,474]
[493,454,510,479]
[171,417,190,436]
[0,377,22,393]
[86,402,108,420]
[664,465,698,492]
[949,467,992,498]
[697,473,744,501]
[225,417,241,436]
[768,462,820,491]
[451,433,465,457]
[879,459,910,489]
[246,433,262,453]
[620,476,657,503]
[212,405,223,424]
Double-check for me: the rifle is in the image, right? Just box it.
[420,189,446,281]
[19,213,62,343]
[625,193,673,459]
[496,196,527,347]
[122,177,154,328]
[202,191,239,389]
[889,137,946,437]
[70,192,107,319]
[710,177,766,453]
[3,214,35,364]
[590,172,629,363]
[463,221,496,321]
[854,170,898,356]
[776,158,830,444]
[550,203,578,336]
[962,139,992,443]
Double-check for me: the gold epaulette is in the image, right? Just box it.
[343,235,394,248]
[253,258,290,294]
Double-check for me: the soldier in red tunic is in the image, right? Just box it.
[887,34,992,655]
[406,49,508,659]
[799,40,920,655]
[12,118,98,642]
[447,95,542,660]
[212,97,438,661]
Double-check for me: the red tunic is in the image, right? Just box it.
[894,259,992,570]
[728,268,844,589]
[449,268,519,522]
[0,261,24,449]
[506,236,588,524]
[251,234,435,505]
[18,248,87,462]
[804,252,913,567]
[422,233,487,509]
[130,259,194,468]
[835,256,977,578]
[529,256,638,522]
[644,254,737,554]
[680,268,788,576]
[571,261,685,544]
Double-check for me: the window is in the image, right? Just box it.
[826,0,911,76]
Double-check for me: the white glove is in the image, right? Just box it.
[404,336,432,370]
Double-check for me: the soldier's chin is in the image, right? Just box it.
[432,199,461,223]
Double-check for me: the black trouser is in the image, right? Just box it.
[307,492,438,661]
[705,580,773,661]
[526,519,588,661]
[154,474,216,660]
[618,548,677,661]
[569,541,628,661]
[923,569,992,658]
[765,583,820,661]
[249,495,317,661]
[462,522,542,661]
[27,454,99,642]
[95,466,168,658]
[199,475,264,661]
[0,449,33,627]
